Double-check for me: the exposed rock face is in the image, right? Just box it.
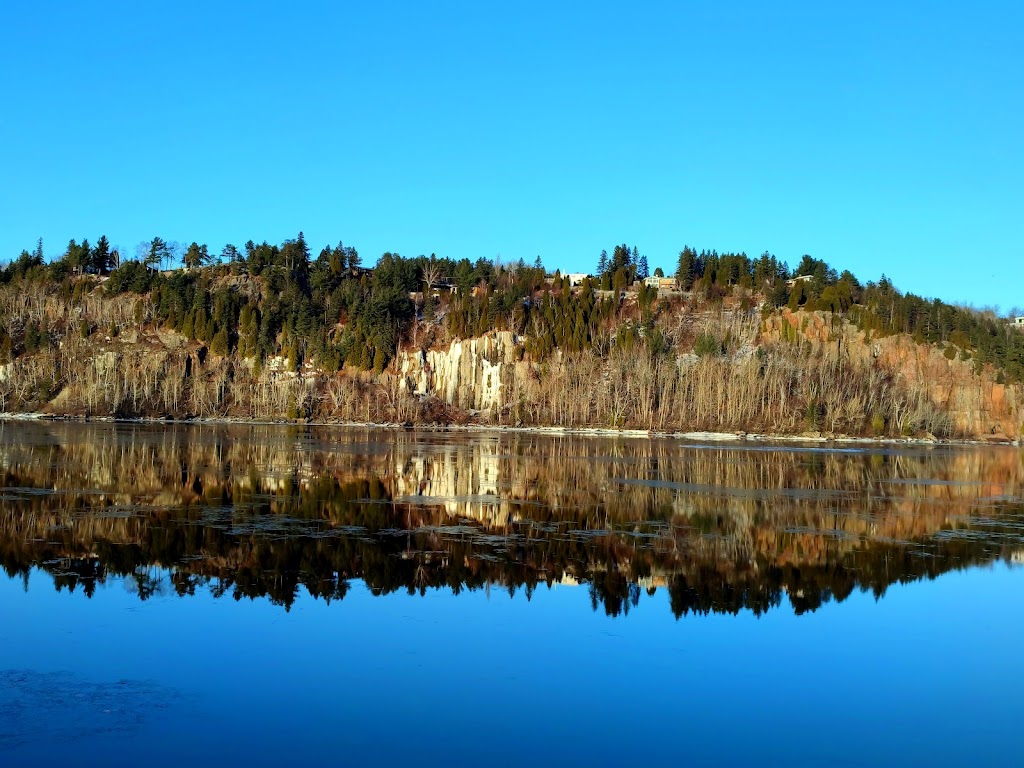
[760,310,1022,438]
[397,331,522,411]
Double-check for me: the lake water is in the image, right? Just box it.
[1,422,1022,767]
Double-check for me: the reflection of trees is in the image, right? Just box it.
[1,421,1023,617]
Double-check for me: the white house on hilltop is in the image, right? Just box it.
[785,274,814,289]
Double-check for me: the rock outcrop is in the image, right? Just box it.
[397,331,523,412]
[760,309,1022,437]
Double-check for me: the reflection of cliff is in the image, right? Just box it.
[1,421,1023,617]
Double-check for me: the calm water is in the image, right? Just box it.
[1,422,1022,766]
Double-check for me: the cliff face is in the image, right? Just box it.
[396,331,524,412]
[389,315,1022,439]
[760,310,1021,438]
[1,274,1021,439]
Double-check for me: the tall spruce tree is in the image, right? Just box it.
[92,236,113,274]
[675,246,697,290]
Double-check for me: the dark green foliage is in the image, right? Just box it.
[675,246,699,290]
[23,320,51,353]
[7,231,1024,385]
[221,244,242,264]
[92,236,114,275]
[183,242,211,270]
[143,237,171,270]
[637,282,657,321]
[65,239,91,275]
[768,281,789,307]
[694,332,722,357]
[637,252,649,281]
[788,282,807,311]
[517,278,616,360]
[105,261,155,293]
[0,249,45,283]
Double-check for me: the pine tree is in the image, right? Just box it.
[79,240,92,274]
[611,244,630,274]
[332,242,348,272]
[144,237,170,271]
[676,246,697,290]
[182,310,195,339]
[64,239,80,271]
[210,326,230,356]
[65,239,91,274]
[93,236,113,274]
[183,242,210,271]
[221,244,242,264]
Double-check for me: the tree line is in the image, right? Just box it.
[672,247,1024,381]
[2,233,1023,387]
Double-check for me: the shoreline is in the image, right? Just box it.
[0,411,1019,448]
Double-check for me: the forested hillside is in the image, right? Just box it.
[0,234,1021,438]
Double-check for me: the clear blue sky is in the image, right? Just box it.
[2,1,1021,310]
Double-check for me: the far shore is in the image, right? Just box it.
[0,411,1019,448]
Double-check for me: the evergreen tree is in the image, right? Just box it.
[754,251,774,287]
[675,246,697,290]
[92,236,114,274]
[183,242,210,270]
[64,239,91,274]
[143,237,170,271]
[611,244,631,275]
[290,231,311,277]
[637,252,649,280]
[210,325,230,356]
[64,239,80,271]
[332,242,348,273]
[768,281,789,307]
[80,239,92,274]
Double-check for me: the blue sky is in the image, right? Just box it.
[2,1,1021,310]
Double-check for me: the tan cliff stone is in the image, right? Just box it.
[760,309,1022,438]
[397,331,522,412]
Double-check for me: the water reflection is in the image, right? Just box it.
[1,421,1022,618]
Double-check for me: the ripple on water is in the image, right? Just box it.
[0,669,180,750]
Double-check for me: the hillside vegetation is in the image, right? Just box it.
[1,235,1021,438]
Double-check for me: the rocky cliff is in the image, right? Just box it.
[396,331,525,412]
[1,274,1021,439]
[760,310,1021,438]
